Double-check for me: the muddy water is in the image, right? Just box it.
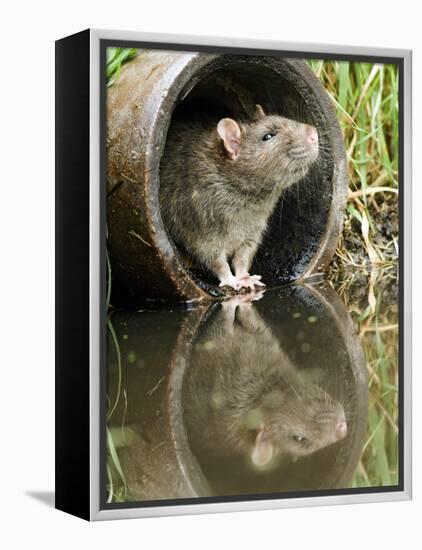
[106,272,398,503]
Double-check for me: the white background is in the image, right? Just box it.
[1,1,420,548]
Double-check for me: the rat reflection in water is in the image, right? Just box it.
[183,293,348,479]
[107,283,368,501]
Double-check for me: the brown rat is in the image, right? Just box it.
[160,105,319,291]
[182,296,347,469]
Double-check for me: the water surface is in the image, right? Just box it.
[106,271,398,502]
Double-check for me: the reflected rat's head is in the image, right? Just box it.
[248,384,347,468]
[217,104,319,187]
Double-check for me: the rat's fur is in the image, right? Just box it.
[160,107,318,291]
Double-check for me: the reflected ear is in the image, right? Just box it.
[251,427,274,467]
[217,118,241,160]
[254,104,266,120]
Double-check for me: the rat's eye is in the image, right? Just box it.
[262,132,276,141]
[293,435,307,443]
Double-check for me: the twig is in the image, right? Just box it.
[348,186,398,200]
[361,323,398,334]
[128,229,152,248]
[151,441,166,453]
[121,172,140,184]
[146,376,166,397]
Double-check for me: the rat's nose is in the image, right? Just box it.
[306,125,318,144]
[336,419,348,439]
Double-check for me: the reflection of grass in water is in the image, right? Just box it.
[332,269,398,488]
[308,60,399,270]
[106,426,128,502]
[106,317,129,502]
[105,245,129,501]
[354,323,398,487]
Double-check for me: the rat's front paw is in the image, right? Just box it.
[219,274,266,293]
[238,274,266,290]
[219,274,242,292]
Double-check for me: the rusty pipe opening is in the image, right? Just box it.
[107,51,347,305]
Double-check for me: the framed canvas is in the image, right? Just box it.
[55,29,412,521]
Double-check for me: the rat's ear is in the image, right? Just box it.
[217,118,241,160]
[254,104,266,120]
[251,427,274,467]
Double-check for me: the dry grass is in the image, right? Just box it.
[308,60,399,271]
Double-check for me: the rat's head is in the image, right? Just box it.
[217,105,318,187]
[217,104,319,188]
[245,383,347,468]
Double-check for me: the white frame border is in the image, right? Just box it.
[89,29,412,521]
